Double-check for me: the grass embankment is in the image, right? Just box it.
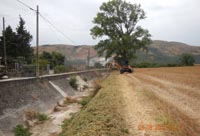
[60,73,129,136]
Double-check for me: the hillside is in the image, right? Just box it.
[37,40,200,64]
[136,40,200,64]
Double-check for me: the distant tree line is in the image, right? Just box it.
[0,16,33,65]
[39,51,65,69]
[130,53,195,68]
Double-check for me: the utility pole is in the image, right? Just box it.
[87,48,90,69]
[3,17,7,73]
[36,5,39,77]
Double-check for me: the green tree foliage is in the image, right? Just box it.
[180,53,195,66]
[39,51,65,68]
[91,0,152,61]
[0,26,16,62]
[16,16,33,63]
[51,52,65,66]
[0,16,33,64]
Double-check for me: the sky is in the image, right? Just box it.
[0,0,200,46]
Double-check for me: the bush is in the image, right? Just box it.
[83,85,89,89]
[14,125,31,136]
[36,113,49,121]
[54,65,66,74]
[79,96,92,106]
[83,77,87,82]
[69,77,78,90]
[121,128,129,134]
[180,53,195,66]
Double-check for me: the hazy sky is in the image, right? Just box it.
[0,0,200,46]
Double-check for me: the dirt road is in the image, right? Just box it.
[118,66,200,136]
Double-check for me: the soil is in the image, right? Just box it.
[119,66,200,136]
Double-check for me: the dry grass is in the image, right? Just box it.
[60,73,129,136]
[135,66,200,88]
[131,66,200,135]
[59,66,200,136]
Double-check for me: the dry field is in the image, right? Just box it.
[59,66,200,136]
[121,66,200,136]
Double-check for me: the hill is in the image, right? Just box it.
[136,40,200,64]
[36,40,200,64]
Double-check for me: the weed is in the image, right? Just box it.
[14,125,31,136]
[83,85,89,90]
[69,77,78,90]
[24,109,37,120]
[79,96,92,106]
[61,112,78,130]
[60,73,129,136]
[36,113,49,122]
[83,77,87,82]
[121,128,129,134]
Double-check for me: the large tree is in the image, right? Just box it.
[0,16,33,64]
[0,26,17,62]
[91,0,151,62]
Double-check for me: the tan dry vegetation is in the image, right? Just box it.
[60,73,130,136]
[126,66,200,136]
[135,66,200,88]
[59,66,200,136]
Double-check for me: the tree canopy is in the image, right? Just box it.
[180,53,195,66]
[0,16,33,64]
[91,0,151,62]
[16,16,33,63]
[39,51,65,69]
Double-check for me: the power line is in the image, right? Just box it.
[16,0,36,11]
[16,0,77,45]
[39,13,77,45]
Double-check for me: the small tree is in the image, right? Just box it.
[180,53,195,66]
[91,0,151,62]
[16,16,33,63]
[0,26,17,61]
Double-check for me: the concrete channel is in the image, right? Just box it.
[0,69,106,135]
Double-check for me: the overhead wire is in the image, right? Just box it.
[15,0,77,45]
[16,0,36,11]
[39,13,77,45]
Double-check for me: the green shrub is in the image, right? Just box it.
[83,77,87,82]
[121,128,129,134]
[83,85,89,89]
[69,77,78,90]
[180,53,195,66]
[79,96,92,106]
[54,65,66,74]
[14,125,31,136]
[36,113,49,122]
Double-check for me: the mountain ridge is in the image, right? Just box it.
[36,40,200,64]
